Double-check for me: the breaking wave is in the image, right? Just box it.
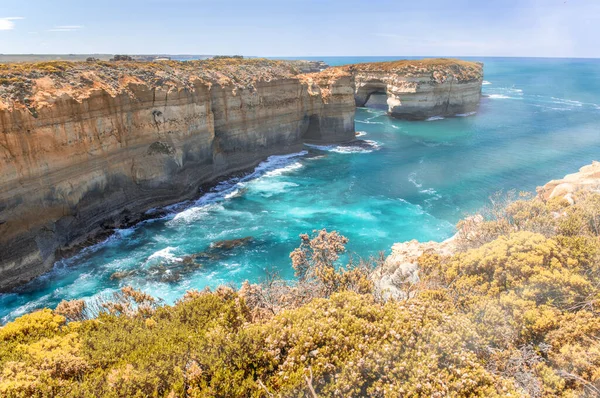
[426,116,445,121]
[305,140,381,154]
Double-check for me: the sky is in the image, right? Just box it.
[0,0,598,58]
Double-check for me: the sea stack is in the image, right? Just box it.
[344,58,483,120]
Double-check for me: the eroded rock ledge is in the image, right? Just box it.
[343,58,483,120]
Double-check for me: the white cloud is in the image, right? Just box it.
[0,17,24,31]
[48,25,83,32]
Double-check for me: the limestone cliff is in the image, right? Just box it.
[0,59,355,290]
[0,57,483,291]
[343,58,483,120]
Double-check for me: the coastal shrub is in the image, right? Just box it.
[2,191,600,396]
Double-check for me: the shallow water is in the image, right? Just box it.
[2,57,600,323]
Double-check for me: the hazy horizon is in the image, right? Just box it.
[1,0,599,58]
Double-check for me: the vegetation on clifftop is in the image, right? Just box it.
[342,58,483,83]
[1,191,600,397]
[0,58,301,107]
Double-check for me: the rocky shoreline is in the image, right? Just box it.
[375,161,600,299]
[0,57,483,291]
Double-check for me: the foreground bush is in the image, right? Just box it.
[1,192,600,397]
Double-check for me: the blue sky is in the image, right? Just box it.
[0,0,598,57]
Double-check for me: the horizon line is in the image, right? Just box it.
[1,53,599,60]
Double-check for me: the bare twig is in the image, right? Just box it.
[304,367,318,398]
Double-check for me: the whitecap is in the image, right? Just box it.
[488,94,514,99]
[356,120,384,125]
[426,116,445,121]
[168,150,308,224]
[224,189,241,199]
[420,188,438,195]
[549,96,583,107]
[408,172,423,188]
[146,247,182,263]
[455,111,477,117]
[263,162,303,177]
[482,80,492,85]
[305,140,381,154]
[169,203,222,224]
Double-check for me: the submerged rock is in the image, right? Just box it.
[211,236,254,251]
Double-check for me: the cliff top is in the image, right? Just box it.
[0,57,481,109]
[0,58,305,109]
[341,58,483,83]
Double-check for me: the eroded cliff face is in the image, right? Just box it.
[343,59,483,120]
[0,60,355,290]
[0,58,484,291]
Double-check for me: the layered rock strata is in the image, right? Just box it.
[0,58,484,290]
[0,59,355,290]
[344,58,483,120]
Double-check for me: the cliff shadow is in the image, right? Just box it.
[301,114,322,141]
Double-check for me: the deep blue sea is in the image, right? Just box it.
[2,56,600,323]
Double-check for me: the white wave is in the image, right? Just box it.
[488,94,514,99]
[356,120,384,125]
[263,162,303,177]
[408,172,423,188]
[455,111,477,117]
[252,151,308,175]
[482,80,492,85]
[420,188,438,195]
[169,203,223,224]
[305,140,381,154]
[224,189,241,199]
[2,293,54,324]
[168,150,308,224]
[147,247,182,263]
[356,131,367,137]
[426,116,445,121]
[549,96,583,107]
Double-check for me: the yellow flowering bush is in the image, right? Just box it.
[1,193,600,396]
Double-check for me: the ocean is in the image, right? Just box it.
[2,56,600,323]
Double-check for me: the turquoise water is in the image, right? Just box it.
[2,57,600,323]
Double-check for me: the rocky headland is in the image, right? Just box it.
[0,57,483,290]
[344,58,483,120]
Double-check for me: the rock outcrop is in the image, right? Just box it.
[0,59,355,290]
[372,237,456,300]
[344,58,483,120]
[537,161,600,203]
